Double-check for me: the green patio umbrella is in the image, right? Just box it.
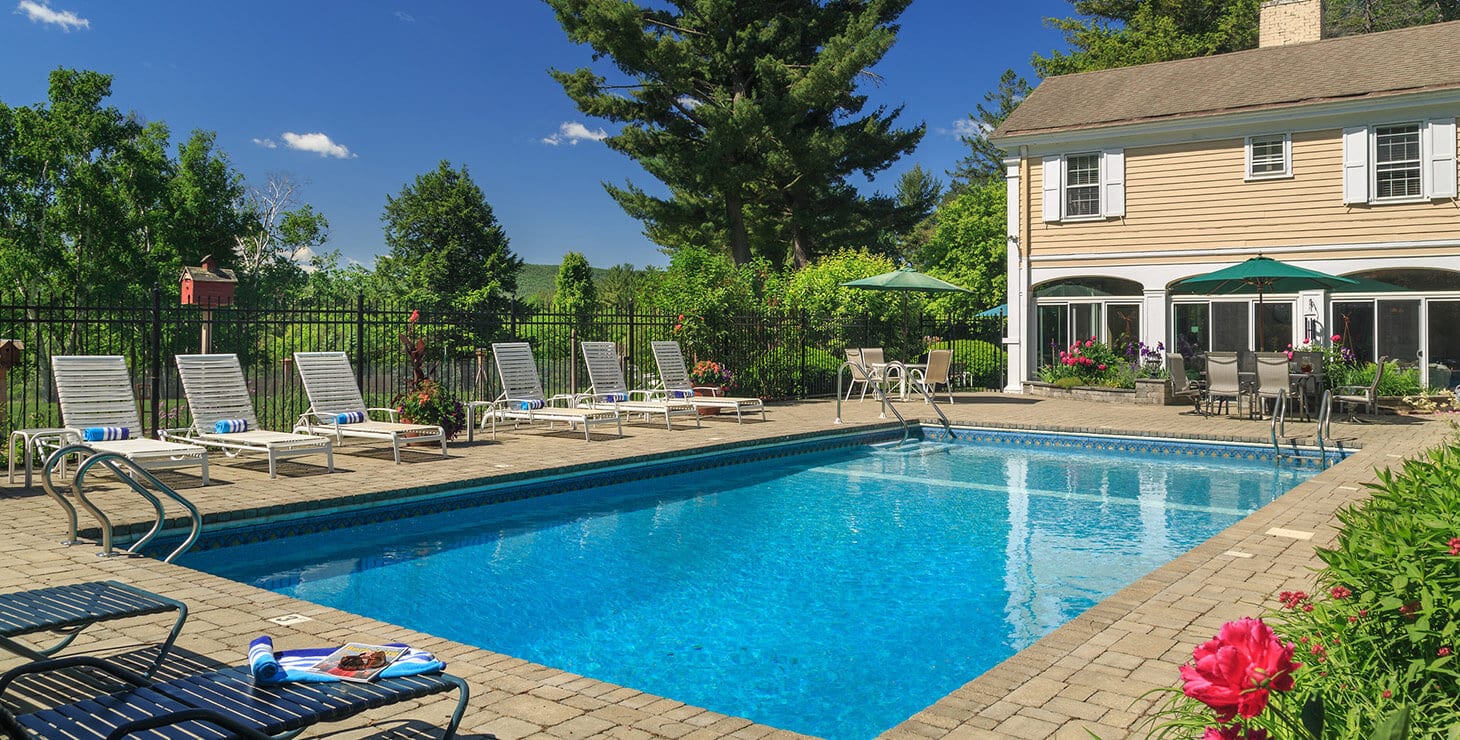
[841,267,972,352]
[1172,256,1362,350]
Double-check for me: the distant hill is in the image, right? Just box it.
[515,263,611,305]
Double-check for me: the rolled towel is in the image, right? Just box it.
[517,399,545,410]
[335,411,367,424]
[669,389,695,399]
[214,418,249,433]
[601,393,628,402]
[83,426,129,442]
[249,635,285,684]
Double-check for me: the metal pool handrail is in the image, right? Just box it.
[835,359,910,447]
[40,445,203,563]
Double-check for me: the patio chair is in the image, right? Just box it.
[909,349,954,404]
[1167,355,1207,414]
[0,581,186,680]
[580,342,699,430]
[649,341,766,421]
[291,352,446,463]
[50,355,210,484]
[489,342,622,441]
[1333,355,1387,419]
[0,654,469,740]
[1253,352,1292,418]
[1203,352,1245,417]
[860,347,905,398]
[166,354,334,478]
[843,348,872,401]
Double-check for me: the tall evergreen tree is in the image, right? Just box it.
[949,69,1030,189]
[1034,0,1261,77]
[551,251,599,336]
[546,0,923,268]
[377,160,522,313]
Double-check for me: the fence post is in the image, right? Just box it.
[569,326,578,394]
[626,301,636,378]
[355,291,366,390]
[798,309,808,399]
[149,287,162,436]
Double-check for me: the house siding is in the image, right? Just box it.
[1029,128,1460,261]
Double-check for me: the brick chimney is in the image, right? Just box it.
[1260,0,1323,47]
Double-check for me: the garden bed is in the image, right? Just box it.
[1024,378,1174,405]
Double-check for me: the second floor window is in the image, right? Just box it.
[1246,134,1290,179]
[1064,154,1101,217]
[1374,123,1422,200]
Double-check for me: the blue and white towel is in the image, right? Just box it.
[335,411,367,424]
[83,426,129,442]
[515,399,545,410]
[248,636,445,686]
[600,393,628,402]
[214,418,249,433]
[668,389,695,399]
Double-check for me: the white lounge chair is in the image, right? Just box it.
[649,341,766,422]
[291,351,446,463]
[580,341,699,430]
[165,354,334,478]
[489,342,622,441]
[50,355,210,484]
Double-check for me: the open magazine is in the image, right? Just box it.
[303,643,408,682]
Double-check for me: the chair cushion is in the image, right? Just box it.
[214,419,249,433]
[336,411,367,424]
[83,426,129,442]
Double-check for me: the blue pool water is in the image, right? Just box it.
[177,434,1319,739]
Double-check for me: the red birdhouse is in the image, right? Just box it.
[180,255,238,307]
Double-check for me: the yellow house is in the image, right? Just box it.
[990,0,1460,392]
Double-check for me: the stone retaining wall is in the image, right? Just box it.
[1024,379,1174,405]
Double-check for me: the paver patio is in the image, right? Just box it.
[1,395,1450,739]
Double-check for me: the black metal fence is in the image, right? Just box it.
[0,290,1005,439]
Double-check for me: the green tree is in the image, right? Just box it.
[552,251,599,337]
[1326,0,1458,35]
[950,69,1031,189]
[597,262,640,309]
[377,160,522,314]
[918,179,1007,314]
[164,130,249,271]
[546,0,923,268]
[1033,0,1260,77]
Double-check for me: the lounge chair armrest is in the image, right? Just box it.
[546,393,579,407]
[1333,385,1369,395]
[0,655,149,696]
[691,385,723,394]
[366,407,400,421]
[158,427,194,442]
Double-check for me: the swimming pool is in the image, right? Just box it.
[174,429,1326,739]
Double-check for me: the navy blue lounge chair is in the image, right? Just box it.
[0,655,470,740]
[0,581,186,679]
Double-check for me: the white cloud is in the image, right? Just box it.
[541,121,608,146]
[251,137,278,149]
[676,95,701,110]
[394,10,414,22]
[281,131,356,159]
[936,118,990,139]
[15,0,89,31]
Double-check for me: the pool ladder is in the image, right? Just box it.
[1269,389,1343,469]
[40,444,202,563]
[834,360,952,446]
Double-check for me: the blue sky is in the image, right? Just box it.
[1,0,1072,269]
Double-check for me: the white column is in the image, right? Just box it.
[1003,157,1027,393]
[1143,289,1168,355]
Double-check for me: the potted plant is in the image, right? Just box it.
[392,310,467,440]
[689,360,734,415]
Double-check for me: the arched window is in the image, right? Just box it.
[1033,277,1146,370]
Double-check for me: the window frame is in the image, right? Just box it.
[1244,133,1291,181]
[1370,122,1425,203]
[1062,152,1103,220]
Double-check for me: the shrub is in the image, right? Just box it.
[1148,438,1460,738]
[1327,360,1423,396]
[1039,337,1127,386]
[960,339,1006,389]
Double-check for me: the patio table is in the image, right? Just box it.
[869,362,927,400]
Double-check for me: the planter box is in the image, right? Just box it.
[1025,379,1175,406]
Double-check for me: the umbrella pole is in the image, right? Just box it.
[1256,284,1265,352]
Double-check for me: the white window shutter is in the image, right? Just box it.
[1427,118,1457,199]
[1102,149,1125,217]
[1342,126,1369,204]
[1042,156,1062,222]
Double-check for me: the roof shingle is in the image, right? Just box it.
[992,20,1460,140]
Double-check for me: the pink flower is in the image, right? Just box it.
[1382,690,1393,699]
[1329,586,1351,600]
[1439,647,1452,657]
[1331,334,1342,342]
[1278,591,1309,610]
[1098,363,1107,370]
[1179,618,1299,721]
[407,309,420,324]
[1085,340,1095,348]
[1448,537,1460,555]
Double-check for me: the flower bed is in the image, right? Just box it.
[1024,378,1174,406]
